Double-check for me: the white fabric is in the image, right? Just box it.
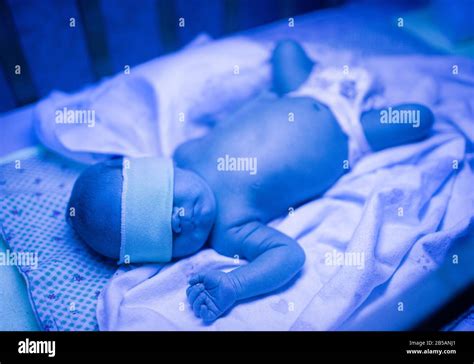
[95,54,474,331]
[288,66,373,166]
[34,35,272,163]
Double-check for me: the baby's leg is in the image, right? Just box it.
[361,103,434,151]
[186,222,305,322]
[271,39,314,96]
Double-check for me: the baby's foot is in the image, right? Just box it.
[186,270,238,323]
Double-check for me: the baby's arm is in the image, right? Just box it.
[227,222,306,299]
[187,221,305,322]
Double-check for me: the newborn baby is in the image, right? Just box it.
[68,40,434,323]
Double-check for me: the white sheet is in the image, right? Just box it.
[34,37,474,330]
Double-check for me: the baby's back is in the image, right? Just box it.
[174,96,348,225]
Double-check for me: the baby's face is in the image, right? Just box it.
[171,167,216,258]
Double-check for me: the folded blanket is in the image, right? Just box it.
[34,35,271,163]
[94,54,474,330]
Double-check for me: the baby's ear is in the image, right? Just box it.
[67,159,123,259]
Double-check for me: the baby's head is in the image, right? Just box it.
[67,157,216,263]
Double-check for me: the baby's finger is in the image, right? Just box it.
[186,284,204,304]
[185,284,194,297]
[188,274,204,285]
[201,304,217,323]
[192,293,207,318]
[200,305,211,322]
[203,296,221,320]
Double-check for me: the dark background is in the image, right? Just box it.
[0,0,351,112]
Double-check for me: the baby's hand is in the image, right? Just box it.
[186,270,238,323]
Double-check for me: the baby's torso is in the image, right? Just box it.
[174,96,348,241]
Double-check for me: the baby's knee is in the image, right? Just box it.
[271,39,314,95]
[412,104,434,134]
[273,39,304,57]
[67,159,122,259]
[389,103,434,143]
[362,103,434,151]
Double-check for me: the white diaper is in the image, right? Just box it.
[289,66,374,167]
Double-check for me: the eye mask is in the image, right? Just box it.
[119,157,174,264]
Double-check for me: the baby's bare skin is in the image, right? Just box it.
[174,95,348,252]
